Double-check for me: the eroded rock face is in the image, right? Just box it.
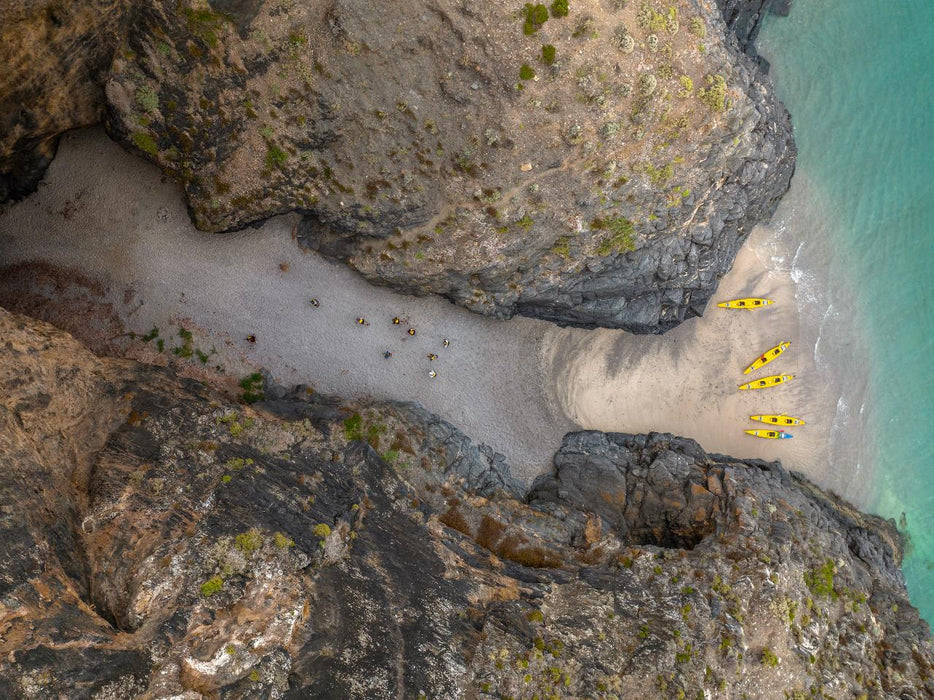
[0,0,130,201]
[1,0,794,332]
[102,0,794,331]
[1,308,931,699]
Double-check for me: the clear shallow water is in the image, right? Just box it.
[759,0,934,623]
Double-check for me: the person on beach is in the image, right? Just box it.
[428,370,437,378]
[392,317,401,325]
[309,298,319,307]
[356,317,369,326]
[407,328,416,336]
[246,334,256,343]
[384,350,392,359]
[427,353,437,361]
[442,339,450,348]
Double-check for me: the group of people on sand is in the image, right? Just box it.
[246,299,450,378]
[355,314,449,378]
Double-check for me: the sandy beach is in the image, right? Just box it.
[0,128,859,500]
[543,228,844,490]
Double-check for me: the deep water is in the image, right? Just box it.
[758,0,934,623]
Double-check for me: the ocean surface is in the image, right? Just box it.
[758,1,934,623]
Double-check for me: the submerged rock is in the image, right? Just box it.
[1,307,930,698]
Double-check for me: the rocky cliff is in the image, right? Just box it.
[0,0,131,201]
[2,307,931,699]
[0,0,795,332]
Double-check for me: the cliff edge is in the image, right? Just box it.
[1,308,930,699]
[0,0,795,332]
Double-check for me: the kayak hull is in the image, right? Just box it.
[738,374,794,390]
[750,414,806,426]
[745,429,793,439]
[743,341,791,374]
[717,298,774,310]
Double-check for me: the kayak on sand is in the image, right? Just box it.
[750,414,806,426]
[738,374,794,390]
[743,341,791,374]
[745,429,793,439]
[717,298,774,310]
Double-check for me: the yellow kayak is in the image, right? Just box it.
[750,414,806,426]
[743,341,791,374]
[738,374,794,390]
[717,298,774,309]
[745,429,793,440]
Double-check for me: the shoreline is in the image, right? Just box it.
[543,194,873,507]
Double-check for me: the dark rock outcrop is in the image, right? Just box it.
[2,307,931,698]
[715,0,794,56]
[1,0,795,333]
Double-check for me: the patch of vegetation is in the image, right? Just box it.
[520,64,536,80]
[273,532,295,549]
[249,670,261,682]
[593,216,636,256]
[171,327,194,358]
[677,75,693,97]
[523,3,549,35]
[645,161,673,186]
[638,73,658,97]
[637,3,678,34]
[343,413,363,441]
[131,132,158,156]
[313,523,331,539]
[182,6,231,48]
[235,529,263,555]
[516,214,534,230]
[454,150,479,177]
[551,236,571,258]
[200,575,223,596]
[265,144,288,171]
[611,25,635,53]
[804,559,837,598]
[571,15,596,38]
[698,74,727,111]
[136,87,159,113]
[239,373,264,404]
[141,326,160,342]
[550,0,569,17]
[761,648,779,667]
[689,16,706,38]
[541,44,556,65]
[225,457,253,470]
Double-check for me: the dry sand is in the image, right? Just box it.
[0,128,847,495]
[0,128,572,483]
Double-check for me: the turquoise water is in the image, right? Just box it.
[759,1,934,623]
